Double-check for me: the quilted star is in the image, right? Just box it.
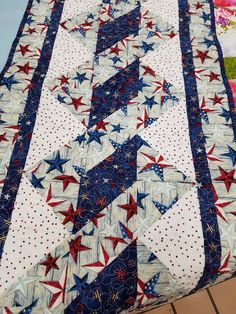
[215,167,236,192]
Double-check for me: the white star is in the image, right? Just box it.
[154,181,176,198]
[219,221,236,252]
[7,274,39,297]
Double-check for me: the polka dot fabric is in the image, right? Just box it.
[141,186,205,292]
[0,176,69,293]
[140,100,196,180]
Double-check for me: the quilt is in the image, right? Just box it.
[0,0,236,313]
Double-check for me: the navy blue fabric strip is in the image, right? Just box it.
[208,0,236,140]
[88,59,139,128]
[178,0,221,290]
[95,5,140,54]
[73,135,141,234]
[0,0,34,80]
[0,0,65,259]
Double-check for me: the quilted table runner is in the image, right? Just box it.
[0,0,236,313]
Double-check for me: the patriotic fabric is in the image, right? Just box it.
[0,0,236,313]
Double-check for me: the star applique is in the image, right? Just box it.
[16,62,34,75]
[69,273,89,292]
[137,191,149,210]
[44,151,69,174]
[83,243,113,273]
[111,123,124,133]
[205,71,220,82]
[40,253,60,276]
[137,273,160,305]
[95,120,110,131]
[195,49,212,64]
[7,274,39,297]
[140,41,154,53]
[87,130,106,144]
[69,235,91,263]
[54,175,78,191]
[105,236,127,249]
[70,96,86,111]
[0,75,19,91]
[209,94,224,105]
[17,44,32,56]
[59,203,78,225]
[222,145,236,167]
[142,96,157,109]
[118,194,137,222]
[73,72,89,84]
[139,152,171,181]
[58,75,70,85]
[41,263,68,309]
[215,167,236,192]
[30,173,45,189]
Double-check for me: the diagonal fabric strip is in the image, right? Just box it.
[95,5,140,54]
[0,0,65,260]
[73,135,142,233]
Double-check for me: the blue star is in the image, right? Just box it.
[222,145,236,167]
[219,107,231,122]
[0,75,19,91]
[69,273,89,292]
[57,94,66,103]
[153,196,178,215]
[87,130,106,144]
[143,96,158,109]
[111,124,124,133]
[201,12,211,23]
[44,151,69,174]
[30,174,45,189]
[201,37,215,48]
[144,272,160,297]
[74,133,86,145]
[73,72,89,84]
[110,56,122,64]
[137,78,150,92]
[148,252,157,262]
[26,16,34,25]
[140,41,154,53]
[137,192,149,209]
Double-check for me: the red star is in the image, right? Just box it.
[205,71,220,82]
[195,49,212,64]
[168,31,177,38]
[146,21,154,29]
[17,62,34,75]
[69,235,91,263]
[109,44,123,55]
[95,120,110,131]
[141,65,156,77]
[118,194,137,222]
[40,253,60,276]
[17,44,31,56]
[91,213,105,227]
[209,93,224,105]
[215,167,236,192]
[59,203,77,225]
[70,96,86,111]
[0,132,8,143]
[83,243,110,271]
[105,236,127,249]
[40,263,68,309]
[194,1,204,9]
[58,75,70,85]
[54,175,78,191]
[26,27,37,35]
